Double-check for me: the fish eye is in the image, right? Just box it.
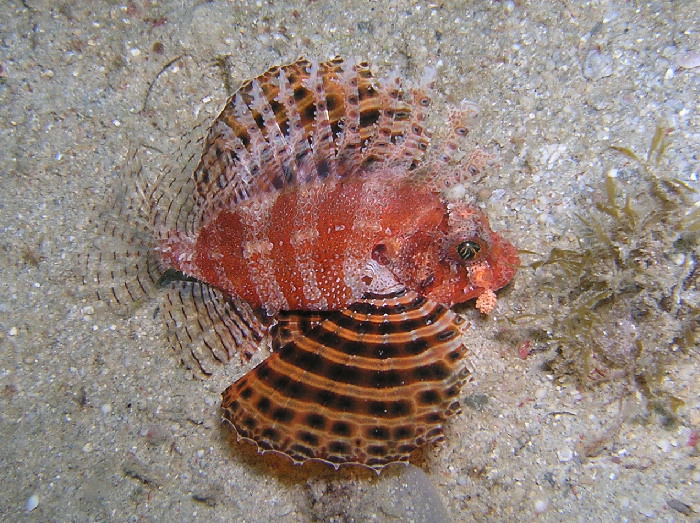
[456,240,481,261]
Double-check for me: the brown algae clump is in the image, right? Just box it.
[525,125,698,428]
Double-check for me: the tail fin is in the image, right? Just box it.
[83,151,162,314]
[82,127,266,371]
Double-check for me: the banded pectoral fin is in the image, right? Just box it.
[220,288,470,472]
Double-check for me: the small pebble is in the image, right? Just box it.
[557,448,574,462]
[9,326,18,336]
[540,144,567,168]
[583,49,613,80]
[534,499,549,514]
[463,393,489,410]
[81,305,95,315]
[476,187,492,201]
[26,494,39,511]
[490,188,506,201]
[675,49,700,69]
[536,212,550,225]
[670,253,685,266]
[667,499,692,515]
[657,439,671,453]
[445,183,467,200]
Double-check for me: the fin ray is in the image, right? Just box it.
[163,282,265,376]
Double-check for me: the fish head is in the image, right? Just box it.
[437,203,519,312]
[374,199,518,313]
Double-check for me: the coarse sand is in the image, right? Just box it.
[1,1,698,521]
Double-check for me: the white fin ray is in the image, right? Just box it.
[302,60,338,181]
[333,57,364,176]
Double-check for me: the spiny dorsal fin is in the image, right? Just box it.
[186,57,436,231]
[386,77,434,170]
[221,289,470,472]
[301,60,339,181]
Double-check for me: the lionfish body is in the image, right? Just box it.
[88,57,518,471]
[161,174,514,314]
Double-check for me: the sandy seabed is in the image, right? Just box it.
[1,1,698,521]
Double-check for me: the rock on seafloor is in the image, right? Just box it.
[306,464,449,520]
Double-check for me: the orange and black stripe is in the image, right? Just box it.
[221,288,469,471]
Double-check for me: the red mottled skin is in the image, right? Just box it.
[160,173,519,314]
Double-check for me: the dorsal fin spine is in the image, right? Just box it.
[274,67,308,184]
[249,79,290,188]
[232,93,267,176]
[190,122,252,227]
[213,121,256,203]
[302,61,338,180]
[334,58,363,176]
[359,73,400,167]
[386,82,431,170]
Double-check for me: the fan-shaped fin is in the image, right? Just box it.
[83,134,266,369]
[221,289,470,472]
[82,152,164,314]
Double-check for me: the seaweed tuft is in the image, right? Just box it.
[523,125,698,428]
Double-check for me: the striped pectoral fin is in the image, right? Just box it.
[162,281,266,377]
[220,289,470,472]
[83,146,165,314]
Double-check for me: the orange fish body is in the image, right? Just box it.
[161,172,517,315]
